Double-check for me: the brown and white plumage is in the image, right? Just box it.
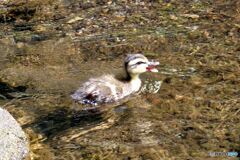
[71,54,159,105]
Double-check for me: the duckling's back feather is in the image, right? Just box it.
[71,75,128,104]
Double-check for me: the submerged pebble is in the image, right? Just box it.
[141,80,162,94]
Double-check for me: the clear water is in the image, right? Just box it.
[0,0,239,159]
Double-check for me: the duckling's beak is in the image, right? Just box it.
[146,61,159,72]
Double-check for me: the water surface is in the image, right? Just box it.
[0,0,239,159]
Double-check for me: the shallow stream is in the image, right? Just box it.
[0,0,239,159]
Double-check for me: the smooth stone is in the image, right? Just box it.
[31,34,47,42]
[0,108,29,160]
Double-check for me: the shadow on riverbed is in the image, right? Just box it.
[22,102,129,141]
[22,107,105,139]
[0,81,27,99]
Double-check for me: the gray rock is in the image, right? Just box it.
[0,108,29,160]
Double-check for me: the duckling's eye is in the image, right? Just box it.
[136,61,145,65]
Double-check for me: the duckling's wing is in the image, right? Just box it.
[71,75,123,104]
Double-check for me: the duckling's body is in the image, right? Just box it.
[71,54,159,105]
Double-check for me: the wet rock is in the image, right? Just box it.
[67,16,83,24]
[0,108,29,160]
[31,34,48,42]
[169,14,178,20]
[16,42,25,49]
[181,14,200,19]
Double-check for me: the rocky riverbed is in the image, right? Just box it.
[0,0,239,159]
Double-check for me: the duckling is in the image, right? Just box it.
[71,54,159,105]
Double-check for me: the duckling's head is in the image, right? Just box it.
[124,54,159,79]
